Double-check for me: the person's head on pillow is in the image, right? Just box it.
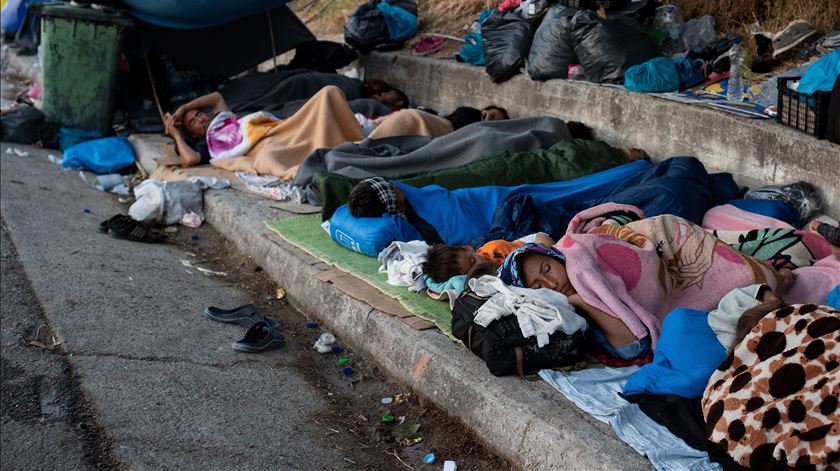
[362,79,410,111]
[497,243,575,297]
[347,177,409,218]
[481,105,509,122]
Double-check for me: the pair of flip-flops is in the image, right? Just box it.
[204,304,285,353]
[100,215,166,244]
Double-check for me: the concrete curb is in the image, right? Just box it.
[363,52,840,217]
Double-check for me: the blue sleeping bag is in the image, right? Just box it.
[479,156,740,245]
[623,308,726,399]
[328,159,651,255]
[394,159,652,246]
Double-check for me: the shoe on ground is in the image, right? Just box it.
[232,321,285,353]
[204,304,279,329]
[772,20,818,58]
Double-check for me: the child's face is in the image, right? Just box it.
[454,246,491,275]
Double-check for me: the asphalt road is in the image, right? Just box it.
[0,143,508,470]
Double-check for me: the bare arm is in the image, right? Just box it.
[163,115,202,167]
[172,91,229,122]
[568,293,637,347]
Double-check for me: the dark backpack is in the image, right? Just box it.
[343,0,418,53]
[451,289,585,377]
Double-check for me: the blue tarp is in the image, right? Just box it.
[121,0,291,29]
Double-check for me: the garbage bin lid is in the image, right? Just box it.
[37,4,132,27]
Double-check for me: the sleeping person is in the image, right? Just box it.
[343,156,737,249]
[164,85,454,179]
[494,210,796,360]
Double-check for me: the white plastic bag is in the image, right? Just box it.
[129,180,204,226]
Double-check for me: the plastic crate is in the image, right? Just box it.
[776,76,831,139]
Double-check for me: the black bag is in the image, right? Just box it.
[289,41,358,73]
[451,289,584,377]
[571,9,660,84]
[527,4,578,80]
[1,105,44,145]
[344,0,418,53]
[482,11,536,83]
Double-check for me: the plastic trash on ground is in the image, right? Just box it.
[527,4,576,80]
[128,179,204,226]
[682,16,715,52]
[482,10,534,83]
[313,333,337,353]
[443,460,457,471]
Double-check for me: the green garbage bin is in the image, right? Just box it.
[39,4,131,133]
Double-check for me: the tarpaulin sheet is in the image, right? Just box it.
[121,0,291,29]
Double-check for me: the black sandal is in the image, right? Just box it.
[107,217,166,244]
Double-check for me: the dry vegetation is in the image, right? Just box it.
[293,0,839,40]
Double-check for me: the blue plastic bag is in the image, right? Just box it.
[673,57,705,88]
[62,137,136,174]
[624,57,679,92]
[375,2,417,42]
[798,50,840,95]
[459,33,486,66]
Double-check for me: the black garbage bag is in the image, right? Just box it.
[527,4,578,80]
[343,0,417,53]
[482,11,536,83]
[288,41,358,73]
[1,105,44,145]
[571,9,660,84]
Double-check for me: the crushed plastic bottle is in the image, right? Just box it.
[727,41,746,102]
[443,460,457,471]
[653,5,684,40]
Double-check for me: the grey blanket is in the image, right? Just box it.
[293,117,572,187]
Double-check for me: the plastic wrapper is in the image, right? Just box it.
[744,182,822,224]
[129,180,205,226]
[527,4,577,80]
[482,10,535,83]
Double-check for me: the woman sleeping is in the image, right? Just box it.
[163,85,462,180]
[495,206,798,361]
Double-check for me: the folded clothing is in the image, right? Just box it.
[377,240,429,287]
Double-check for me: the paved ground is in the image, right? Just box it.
[0,143,509,470]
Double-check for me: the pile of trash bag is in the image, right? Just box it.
[344,0,418,52]
[482,10,536,83]
[526,7,660,83]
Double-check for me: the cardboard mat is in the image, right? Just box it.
[264,216,454,337]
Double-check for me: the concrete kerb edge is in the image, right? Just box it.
[201,189,651,471]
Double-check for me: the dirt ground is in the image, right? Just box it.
[161,221,511,470]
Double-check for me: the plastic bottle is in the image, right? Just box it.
[727,42,745,102]
[683,16,715,52]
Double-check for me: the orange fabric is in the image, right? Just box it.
[368,109,453,139]
[212,86,364,180]
[477,240,525,265]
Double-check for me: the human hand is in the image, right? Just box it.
[163,112,182,137]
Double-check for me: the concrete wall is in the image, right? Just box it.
[364,52,840,218]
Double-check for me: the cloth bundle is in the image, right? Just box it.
[377,240,429,287]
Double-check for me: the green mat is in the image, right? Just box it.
[265,216,453,337]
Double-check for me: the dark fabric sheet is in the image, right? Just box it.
[623,394,747,471]
[478,156,740,245]
[313,138,630,220]
[293,117,573,187]
[219,70,364,115]
[125,6,315,78]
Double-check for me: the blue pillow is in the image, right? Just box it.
[329,205,423,257]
